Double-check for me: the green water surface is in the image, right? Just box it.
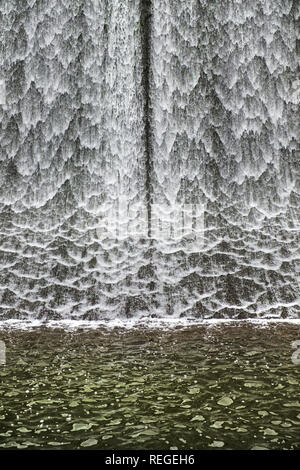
[0,323,299,450]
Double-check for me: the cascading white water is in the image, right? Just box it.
[151,0,300,319]
[0,0,151,319]
[150,0,300,318]
[0,0,299,320]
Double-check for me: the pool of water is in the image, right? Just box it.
[0,323,299,450]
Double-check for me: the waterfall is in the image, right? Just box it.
[150,0,300,319]
[0,0,299,320]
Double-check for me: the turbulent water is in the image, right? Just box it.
[0,0,299,320]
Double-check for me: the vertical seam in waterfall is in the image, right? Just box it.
[140,0,153,238]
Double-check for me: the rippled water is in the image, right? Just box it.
[0,0,299,320]
[0,323,299,450]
